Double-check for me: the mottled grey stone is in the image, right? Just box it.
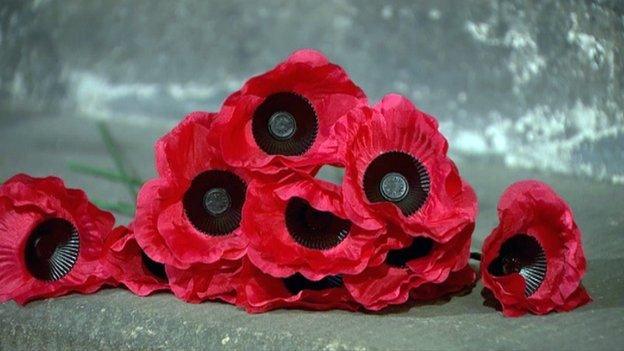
[1,0,623,182]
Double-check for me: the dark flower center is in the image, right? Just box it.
[252,92,318,156]
[363,151,430,216]
[385,236,434,268]
[283,273,344,295]
[183,170,246,236]
[285,197,351,250]
[141,251,168,282]
[488,233,547,296]
[25,218,80,281]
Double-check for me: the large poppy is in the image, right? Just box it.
[243,172,386,281]
[341,94,477,243]
[0,174,114,304]
[481,180,591,316]
[218,49,367,174]
[343,223,475,311]
[104,225,169,296]
[134,111,256,269]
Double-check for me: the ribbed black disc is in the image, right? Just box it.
[25,218,80,281]
[362,151,430,217]
[141,251,168,282]
[252,92,318,156]
[285,197,351,250]
[385,236,434,268]
[488,234,547,297]
[283,273,344,295]
[183,170,246,236]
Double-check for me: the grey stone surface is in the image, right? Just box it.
[0,115,623,350]
[1,0,623,182]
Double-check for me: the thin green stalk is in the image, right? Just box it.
[97,122,138,201]
[68,161,143,187]
[93,199,135,217]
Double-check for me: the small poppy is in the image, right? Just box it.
[481,180,591,316]
[0,175,114,304]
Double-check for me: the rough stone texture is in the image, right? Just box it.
[1,116,623,350]
[1,0,623,182]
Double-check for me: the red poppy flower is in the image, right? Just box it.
[481,180,591,317]
[235,259,357,313]
[166,260,241,304]
[218,49,367,174]
[134,111,254,269]
[0,174,114,304]
[344,223,474,311]
[341,94,477,243]
[104,225,169,296]
[243,172,386,281]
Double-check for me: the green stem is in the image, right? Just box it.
[97,122,138,201]
[68,161,143,187]
[93,199,135,217]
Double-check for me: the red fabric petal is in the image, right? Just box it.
[243,173,386,280]
[0,175,114,304]
[103,225,169,296]
[218,49,367,174]
[410,265,477,301]
[235,259,357,313]
[341,94,478,243]
[481,180,591,316]
[166,260,241,304]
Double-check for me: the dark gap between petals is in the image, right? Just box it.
[385,236,434,268]
[141,251,168,282]
[285,197,351,250]
[283,273,344,295]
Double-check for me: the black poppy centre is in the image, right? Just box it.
[285,197,351,250]
[488,233,547,296]
[283,273,344,295]
[363,151,430,217]
[25,217,80,281]
[183,170,246,236]
[252,92,319,156]
[385,236,435,268]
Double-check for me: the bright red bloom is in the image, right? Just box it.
[0,174,114,304]
[218,49,367,174]
[243,173,386,281]
[166,260,241,304]
[235,259,357,313]
[481,180,591,317]
[134,111,254,269]
[340,94,477,242]
[104,225,169,296]
[343,223,474,311]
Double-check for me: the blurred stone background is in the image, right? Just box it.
[1,0,623,182]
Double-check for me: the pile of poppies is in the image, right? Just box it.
[0,50,590,316]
